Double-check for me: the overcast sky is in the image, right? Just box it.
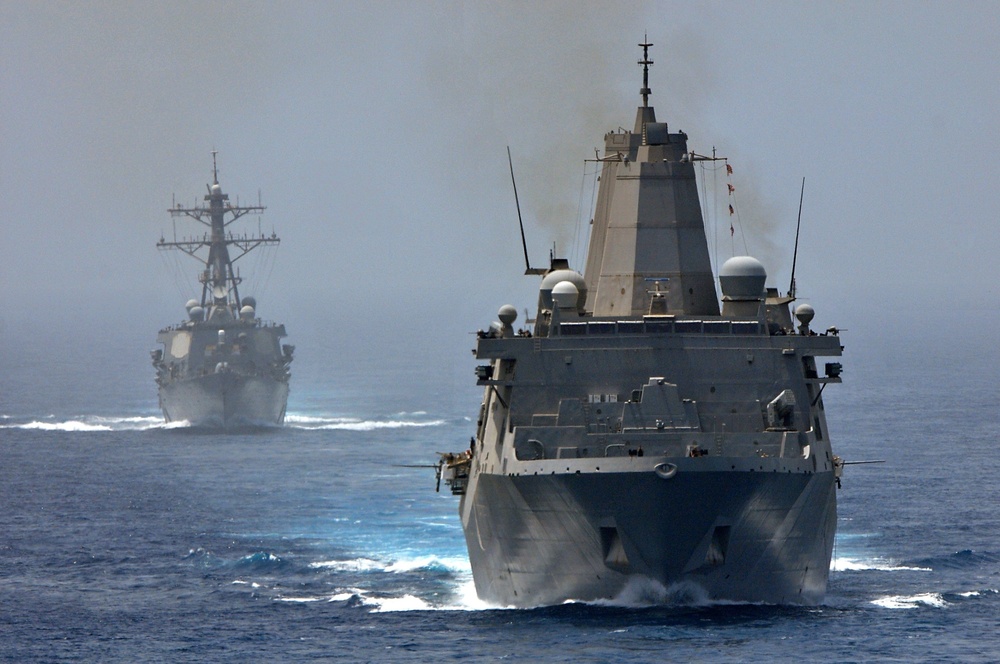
[2,1,999,404]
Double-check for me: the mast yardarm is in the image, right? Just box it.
[639,37,653,107]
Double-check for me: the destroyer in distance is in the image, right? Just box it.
[151,156,293,429]
[439,43,846,607]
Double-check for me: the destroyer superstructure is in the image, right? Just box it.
[151,154,293,428]
[438,43,845,607]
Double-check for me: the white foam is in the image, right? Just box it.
[385,555,469,574]
[309,557,383,572]
[591,576,712,607]
[3,415,177,432]
[368,594,434,612]
[832,556,931,572]
[14,420,113,432]
[284,413,445,431]
[871,593,948,609]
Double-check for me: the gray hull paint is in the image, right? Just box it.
[461,461,836,607]
[159,372,289,428]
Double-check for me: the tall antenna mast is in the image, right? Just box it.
[639,35,653,107]
[789,177,805,298]
[508,146,541,274]
[211,149,219,185]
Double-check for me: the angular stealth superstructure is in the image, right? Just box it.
[438,43,845,607]
[151,154,293,428]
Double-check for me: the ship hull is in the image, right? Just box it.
[158,371,289,429]
[460,460,837,607]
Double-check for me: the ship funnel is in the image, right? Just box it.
[719,256,766,318]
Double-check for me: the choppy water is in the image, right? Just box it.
[2,324,1000,662]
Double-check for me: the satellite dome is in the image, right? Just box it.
[719,256,767,301]
[185,299,199,311]
[188,306,205,322]
[211,183,222,195]
[540,269,586,310]
[552,281,580,309]
[794,303,815,326]
[240,305,255,319]
[241,296,257,309]
[498,304,518,326]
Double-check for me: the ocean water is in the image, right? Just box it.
[2,320,1000,662]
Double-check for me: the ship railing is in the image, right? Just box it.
[557,319,764,336]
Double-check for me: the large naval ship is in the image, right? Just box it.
[438,44,845,607]
[151,154,293,428]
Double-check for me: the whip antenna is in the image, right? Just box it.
[789,177,805,298]
[507,146,535,274]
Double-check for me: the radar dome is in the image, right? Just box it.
[794,303,815,326]
[539,269,586,311]
[240,305,256,319]
[211,183,222,195]
[185,299,199,311]
[241,296,257,309]
[719,256,767,301]
[498,305,518,326]
[551,281,580,309]
[189,306,205,322]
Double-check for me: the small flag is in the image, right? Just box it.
[728,183,735,194]
[726,163,733,175]
[728,204,734,215]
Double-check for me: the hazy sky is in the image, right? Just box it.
[3,1,999,400]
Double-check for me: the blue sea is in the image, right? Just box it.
[2,316,999,662]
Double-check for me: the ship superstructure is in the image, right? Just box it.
[151,154,293,428]
[439,43,844,606]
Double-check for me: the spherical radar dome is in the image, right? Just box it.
[552,281,580,309]
[794,303,815,326]
[498,304,518,326]
[719,256,767,300]
[540,269,586,310]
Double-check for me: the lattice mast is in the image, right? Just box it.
[158,152,278,310]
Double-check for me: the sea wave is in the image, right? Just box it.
[284,414,446,431]
[1,415,170,432]
[832,556,932,572]
[871,593,949,609]
[308,554,470,575]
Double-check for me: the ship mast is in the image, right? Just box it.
[158,152,278,317]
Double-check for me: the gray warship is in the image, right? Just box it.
[438,43,845,607]
[151,154,293,428]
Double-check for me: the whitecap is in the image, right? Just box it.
[14,420,113,432]
[308,557,383,572]
[368,594,434,612]
[299,419,446,431]
[871,593,948,609]
[832,556,931,572]
[385,555,470,574]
